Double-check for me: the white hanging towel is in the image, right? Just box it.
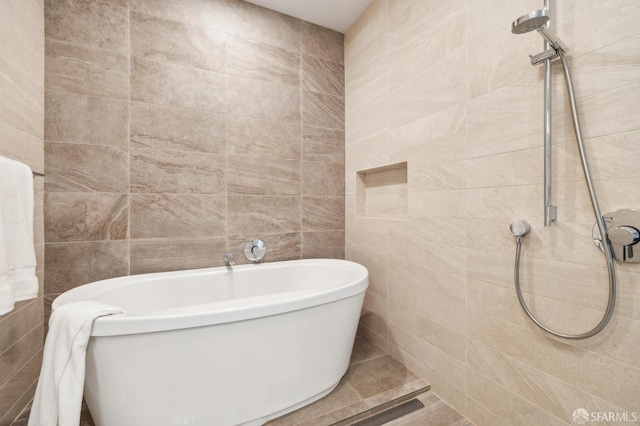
[28,301,124,426]
[0,156,38,315]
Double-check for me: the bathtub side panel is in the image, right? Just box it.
[84,294,364,426]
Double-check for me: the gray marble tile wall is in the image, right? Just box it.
[43,0,345,310]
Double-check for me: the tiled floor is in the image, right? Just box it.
[12,336,469,426]
[265,335,470,426]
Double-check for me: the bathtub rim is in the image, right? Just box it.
[52,258,368,337]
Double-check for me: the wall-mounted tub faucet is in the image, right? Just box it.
[244,239,266,263]
[223,252,235,266]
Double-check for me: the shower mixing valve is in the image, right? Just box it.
[593,209,640,262]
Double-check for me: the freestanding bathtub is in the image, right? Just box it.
[52,259,368,426]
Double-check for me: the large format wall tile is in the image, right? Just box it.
[130,194,226,239]
[45,193,128,242]
[226,37,300,87]
[226,74,300,123]
[130,237,227,274]
[227,115,301,159]
[303,126,345,162]
[130,148,226,194]
[0,122,44,175]
[45,241,129,293]
[131,56,226,113]
[227,155,300,195]
[302,161,345,196]
[303,56,345,97]
[222,1,302,53]
[45,91,128,147]
[45,39,128,100]
[131,11,225,72]
[303,91,345,130]
[302,22,344,64]
[227,196,301,235]
[45,0,129,53]
[302,230,345,259]
[130,102,226,153]
[0,326,43,399]
[302,197,345,231]
[0,347,41,423]
[45,142,129,193]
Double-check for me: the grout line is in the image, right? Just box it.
[126,3,132,278]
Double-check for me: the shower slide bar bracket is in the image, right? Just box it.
[529,48,559,66]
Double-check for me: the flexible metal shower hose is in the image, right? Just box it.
[513,51,617,339]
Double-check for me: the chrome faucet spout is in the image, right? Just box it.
[223,252,235,266]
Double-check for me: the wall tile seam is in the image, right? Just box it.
[0,114,45,143]
[128,100,224,117]
[52,0,128,11]
[466,287,640,350]
[466,394,510,426]
[44,36,128,59]
[462,265,639,308]
[42,89,128,104]
[1,381,39,425]
[552,31,640,64]
[43,141,129,153]
[132,54,303,89]
[44,89,129,107]
[1,66,46,99]
[466,312,640,378]
[466,72,640,111]
[126,8,308,56]
[467,308,640,379]
[0,315,43,354]
[0,347,43,395]
[43,191,130,197]
[0,324,43,387]
[466,247,635,277]
[387,296,467,337]
[130,147,226,157]
[389,283,467,310]
[466,364,571,426]
[387,331,467,374]
[227,153,301,162]
[388,318,467,364]
[44,240,128,247]
[358,322,387,340]
[466,335,635,417]
[388,310,468,343]
[0,299,37,325]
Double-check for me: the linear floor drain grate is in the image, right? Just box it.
[350,398,425,426]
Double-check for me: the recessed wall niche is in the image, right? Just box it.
[356,162,408,219]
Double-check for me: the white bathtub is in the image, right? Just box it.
[52,259,368,426]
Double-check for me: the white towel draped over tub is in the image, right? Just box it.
[29,301,124,426]
[0,156,38,315]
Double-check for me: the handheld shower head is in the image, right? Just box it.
[511,9,568,53]
[512,9,549,34]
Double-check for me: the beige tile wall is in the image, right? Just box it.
[0,0,45,424]
[43,0,345,305]
[346,0,640,424]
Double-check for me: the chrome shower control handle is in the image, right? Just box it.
[593,209,640,262]
[608,226,640,247]
[244,239,266,263]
